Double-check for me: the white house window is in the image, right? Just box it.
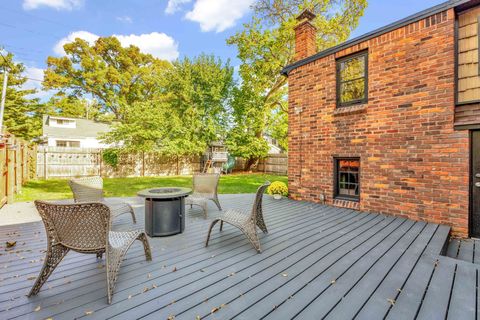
[56,140,80,148]
[50,118,76,128]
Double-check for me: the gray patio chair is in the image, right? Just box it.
[68,176,136,223]
[28,201,152,304]
[205,182,270,253]
[185,173,222,218]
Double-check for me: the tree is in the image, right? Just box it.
[0,52,45,141]
[102,54,234,157]
[227,0,367,168]
[46,93,101,119]
[43,36,171,120]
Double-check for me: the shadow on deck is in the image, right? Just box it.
[0,194,475,319]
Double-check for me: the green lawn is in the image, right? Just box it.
[15,173,287,202]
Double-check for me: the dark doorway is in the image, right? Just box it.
[471,131,480,238]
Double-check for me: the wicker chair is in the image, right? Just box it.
[185,173,222,218]
[69,176,136,223]
[205,182,270,253]
[28,201,152,304]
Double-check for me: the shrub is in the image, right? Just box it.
[267,181,288,196]
[102,148,120,168]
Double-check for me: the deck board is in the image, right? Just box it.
[0,194,477,320]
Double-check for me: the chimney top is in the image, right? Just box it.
[296,9,316,22]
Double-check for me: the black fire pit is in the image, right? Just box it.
[137,187,191,237]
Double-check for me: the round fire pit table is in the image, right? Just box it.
[137,187,191,237]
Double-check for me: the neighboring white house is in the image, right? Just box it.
[42,115,112,148]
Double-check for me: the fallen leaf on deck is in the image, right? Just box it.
[152,284,157,289]
[85,310,94,315]
[211,307,219,313]
[387,298,395,305]
[167,315,175,320]
[200,269,205,272]
[172,267,177,272]
[196,316,201,320]
[143,287,149,293]
[331,279,336,284]
[128,295,132,299]
[34,305,41,312]
[27,276,36,280]
[147,273,151,279]
[282,273,288,277]
[6,241,16,249]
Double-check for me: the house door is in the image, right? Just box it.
[471,131,480,238]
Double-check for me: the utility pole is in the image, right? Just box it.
[0,69,7,135]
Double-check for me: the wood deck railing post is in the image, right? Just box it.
[6,144,15,203]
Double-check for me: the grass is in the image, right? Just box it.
[15,173,288,202]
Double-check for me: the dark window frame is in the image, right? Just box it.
[336,50,369,108]
[334,157,361,202]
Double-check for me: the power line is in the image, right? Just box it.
[0,4,77,30]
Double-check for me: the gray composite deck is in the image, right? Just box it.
[0,194,478,319]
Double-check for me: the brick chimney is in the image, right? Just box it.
[294,9,317,61]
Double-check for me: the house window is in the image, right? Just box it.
[334,158,360,201]
[336,51,368,107]
[56,140,80,148]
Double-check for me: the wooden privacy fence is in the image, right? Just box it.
[234,153,288,175]
[36,147,201,179]
[0,134,36,207]
[36,147,287,179]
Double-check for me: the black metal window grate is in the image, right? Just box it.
[335,158,360,201]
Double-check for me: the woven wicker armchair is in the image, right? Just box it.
[28,201,152,304]
[69,176,136,223]
[185,173,222,218]
[205,182,270,253]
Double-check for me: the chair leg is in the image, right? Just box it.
[205,219,220,247]
[203,202,208,219]
[127,203,137,224]
[28,244,69,296]
[137,233,152,261]
[96,252,103,260]
[212,197,222,211]
[244,228,262,253]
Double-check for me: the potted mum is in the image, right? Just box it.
[267,181,288,200]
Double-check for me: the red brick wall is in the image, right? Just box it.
[288,8,470,236]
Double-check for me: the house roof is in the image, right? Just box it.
[42,115,112,139]
[281,0,474,76]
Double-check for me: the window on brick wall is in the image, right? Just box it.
[334,158,360,201]
[336,51,368,107]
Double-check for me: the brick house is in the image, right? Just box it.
[283,0,480,237]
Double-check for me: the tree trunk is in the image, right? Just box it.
[245,157,259,172]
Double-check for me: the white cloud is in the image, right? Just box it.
[114,33,179,61]
[185,0,253,32]
[53,31,179,61]
[23,0,83,11]
[116,16,133,23]
[165,0,192,14]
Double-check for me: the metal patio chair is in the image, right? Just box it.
[69,176,136,223]
[205,182,270,253]
[28,201,152,304]
[185,173,222,218]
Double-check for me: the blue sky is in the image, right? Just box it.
[0,0,447,98]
